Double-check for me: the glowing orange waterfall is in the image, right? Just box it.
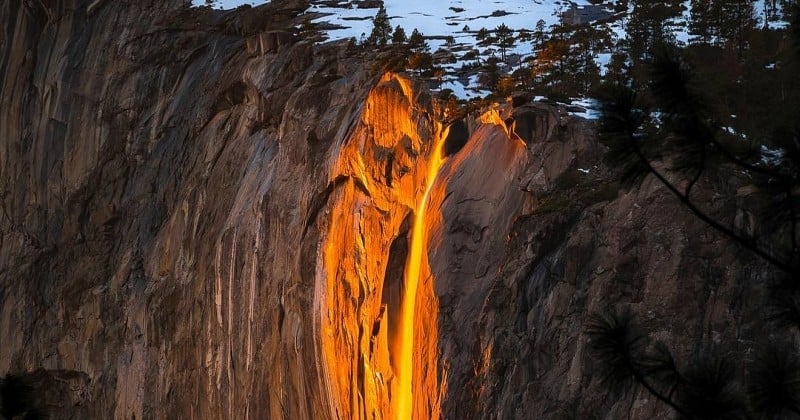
[393,127,448,420]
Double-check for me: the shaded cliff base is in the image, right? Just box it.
[1,370,90,419]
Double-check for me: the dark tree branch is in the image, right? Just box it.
[633,370,694,419]
[629,142,795,274]
[684,152,705,198]
[708,135,794,183]
[667,381,678,401]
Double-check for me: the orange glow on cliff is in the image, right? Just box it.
[319,73,447,420]
[393,126,448,420]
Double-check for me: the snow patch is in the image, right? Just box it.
[760,145,785,166]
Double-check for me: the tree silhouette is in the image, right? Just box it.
[599,45,799,274]
[533,38,571,94]
[585,309,695,417]
[748,343,800,418]
[719,0,758,56]
[689,0,720,44]
[586,307,800,419]
[590,7,800,417]
[408,28,426,53]
[495,23,515,61]
[391,25,407,45]
[405,29,433,76]
[479,56,500,91]
[532,19,547,51]
[475,27,495,49]
[625,0,683,62]
[690,0,757,53]
[368,5,392,46]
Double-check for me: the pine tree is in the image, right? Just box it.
[480,56,501,91]
[536,39,569,80]
[475,27,495,49]
[495,23,515,62]
[689,0,715,43]
[391,25,407,45]
[626,0,683,61]
[530,19,548,53]
[408,28,427,53]
[368,5,392,46]
[406,29,432,75]
[586,309,751,419]
[719,0,757,56]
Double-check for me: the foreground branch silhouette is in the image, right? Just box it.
[588,7,800,418]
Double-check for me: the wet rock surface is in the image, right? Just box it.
[0,2,775,419]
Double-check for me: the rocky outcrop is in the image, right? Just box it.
[0,1,776,419]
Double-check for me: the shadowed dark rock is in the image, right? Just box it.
[443,119,469,157]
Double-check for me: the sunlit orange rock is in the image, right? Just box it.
[321,73,447,420]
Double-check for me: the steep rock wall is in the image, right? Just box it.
[0,2,777,419]
[0,1,372,418]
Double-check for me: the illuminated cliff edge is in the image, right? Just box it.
[318,71,530,419]
[320,73,447,420]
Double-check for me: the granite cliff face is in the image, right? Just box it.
[0,1,773,419]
